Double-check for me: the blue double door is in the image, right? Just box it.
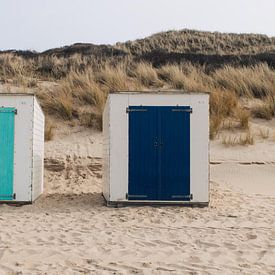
[128,106,191,201]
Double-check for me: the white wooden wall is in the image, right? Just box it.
[103,96,110,200]
[32,97,44,201]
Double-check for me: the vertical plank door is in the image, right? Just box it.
[0,107,16,201]
[128,106,158,200]
[128,105,191,201]
[158,106,191,200]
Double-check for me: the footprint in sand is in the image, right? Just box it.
[258,250,267,260]
[210,250,221,257]
[224,242,237,250]
[196,240,220,248]
[246,233,257,240]
[188,255,201,263]
[0,249,5,260]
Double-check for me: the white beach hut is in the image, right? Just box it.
[103,91,209,207]
[0,93,44,203]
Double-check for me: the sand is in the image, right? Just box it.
[0,122,274,274]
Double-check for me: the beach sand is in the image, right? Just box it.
[0,123,274,274]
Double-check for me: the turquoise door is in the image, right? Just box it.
[0,107,16,200]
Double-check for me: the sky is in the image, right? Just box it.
[0,0,274,52]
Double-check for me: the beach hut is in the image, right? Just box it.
[103,91,209,206]
[0,93,44,203]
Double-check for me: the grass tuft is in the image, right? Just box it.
[259,128,270,139]
[134,63,161,87]
[40,87,74,120]
[237,109,250,129]
[45,119,54,141]
[222,131,254,146]
[95,65,130,91]
[79,111,102,131]
[251,96,275,120]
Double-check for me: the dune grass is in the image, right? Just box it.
[251,96,275,120]
[1,52,275,141]
[222,131,255,146]
[133,63,161,87]
[212,64,275,98]
[259,128,270,139]
[115,29,275,56]
[45,119,55,141]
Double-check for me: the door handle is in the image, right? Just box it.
[154,142,164,147]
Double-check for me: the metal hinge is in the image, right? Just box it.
[172,108,192,113]
[171,194,193,200]
[0,193,16,200]
[0,108,17,114]
[127,194,148,199]
[126,107,148,113]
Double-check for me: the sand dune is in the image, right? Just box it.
[0,124,274,274]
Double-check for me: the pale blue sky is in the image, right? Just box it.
[0,0,274,51]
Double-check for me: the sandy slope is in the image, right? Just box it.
[211,118,275,198]
[0,123,274,274]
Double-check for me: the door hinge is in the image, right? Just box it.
[0,108,17,114]
[171,194,193,200]
[126,107,148,113]
[0,193,16,200]
[172,108,192,113]
[126,193,128,199]
[127,194,148,199]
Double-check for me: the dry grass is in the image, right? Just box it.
[209,90,253,138]
[259,128,270,139]
[40,87,74,120]
[209,90,239,139]
[210,116,223,140]
[236,109,250,129]
[79,111,102,130]
[45,119,54,141]
[0,54,25,80]
[240,131,255,145]
[210,90,238,117]
[39,69,108,123]
[95,65,131,91]
[0,54,39,87]
[116,30,275,55]
[157,64,211,93]
[66,70,106,111]
[2,50,275,134]
[1,29,275,139]
[213,64,275,98]
[133,63,161,87]
[158,65,184,86]
[222,131,254,146]
[251,96,275,120]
